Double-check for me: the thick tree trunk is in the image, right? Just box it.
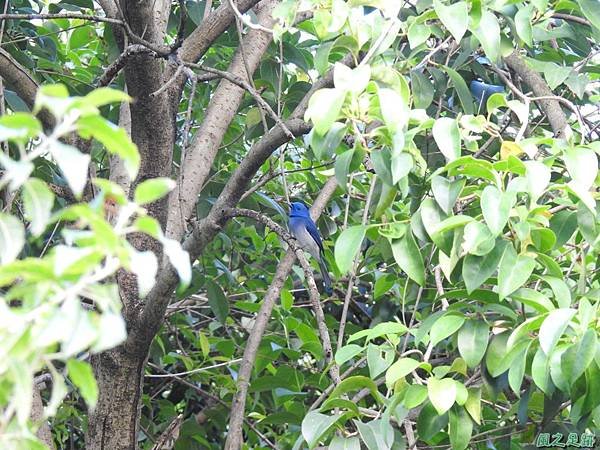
[86,345,148,450]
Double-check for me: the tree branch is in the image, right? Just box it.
[503,51,569,138]
[0,48,53,128]
[141,53,353,342]
[0,12,123,25]
[165,0,278,243]
[97,45,156,87]
[177,0,261,66]
[222,179,339,450]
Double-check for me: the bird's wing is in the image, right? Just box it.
[304,217,324,253]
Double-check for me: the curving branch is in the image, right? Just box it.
[503,51,569,138]
[97,45,156,87]
[222,180,339,450]
[141,53,353,343]
[0,48,53,127]
[177,0,261,66]
[0,12,123,25]
[165,0,278,243]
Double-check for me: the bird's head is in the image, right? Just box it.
[289,201,309,216]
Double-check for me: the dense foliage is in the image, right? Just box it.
[0,0,598,449]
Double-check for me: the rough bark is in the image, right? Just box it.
[87,345,148,450]
[0,48,54,129]
[224,177,338,450]
[503,51,569,138]
[86,2,175,448]
[166,0,278,242]
[31,385,56,450]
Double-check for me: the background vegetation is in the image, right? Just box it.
[0,0,598,449]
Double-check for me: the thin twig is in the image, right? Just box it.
[145,358,242,378]
[223,207,341,383]
[185,62,295,139]
[226,0,274,33]
[337,176,377,351]
[0,12,123,25]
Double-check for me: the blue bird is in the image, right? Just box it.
[469,80,504,111]
[288,202,333,295]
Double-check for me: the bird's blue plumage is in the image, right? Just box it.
[288,202,332,294]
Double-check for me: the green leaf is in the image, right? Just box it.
[462,239,507,293]
[549,210,577,249]
[486,92,507,115]
[543,64,572,90]
[386,358,421,386]
[524,160,551,201]
[531,347,551,394]
[305,88,346,135]
[506,315,545,350]
[0,213,25,264]
[420,198,453,254]
[510,288,555,313]
[354,418,394,450]
[449,407,473,450]
[379,87,409,133]
[310,122,346,160]
[50,142,91,197]
[485,332,509,377]
[0,112,41,142]
[564,146,598,190]
[408,22,431,49]
[301,411,340,448]
[411,71,434,109]
[329,436,360,450]
[371,149,393,186]
[514,5,534,45]
[206,279,229,324]
[333,63,370,95]
[134,178,176,205]
[434,0,468,42]
[162,238,192,287]
[335,148,355,190]
[464,388,481,424]
[428,377,457,415]
[404,384,428,409]
[561,329,597,386]
[348,322,408,343]
[391,150,412,185]
[481,185,515,236]
[540,276,571,308]
[579,0,600,32]
[508,342,530,396]
[67,359,98,408]
[461,221,495,256]
[444,67,475,115]
[367,344,394,378]
[457,320,489,368]
[432,117,461,162]
[330,376,381,403]
[471,11,501,63]
[430,314,465,346]
[82,87,131,107]
[390,231,425,286]
[498,245,536,301]
[130,250,158,297]
[335,344,364,365]
[22,179,54,237]
[431,176,464,215]
[538,308,576,355]
[417,402,449,442]
[335,225,366,274]
[77,115,139,179]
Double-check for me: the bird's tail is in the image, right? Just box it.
[318,256,333,295]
